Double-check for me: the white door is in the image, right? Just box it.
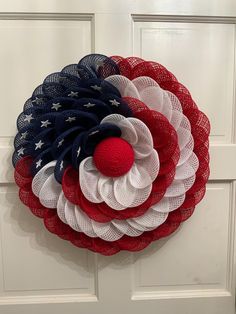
[0,1,236,313]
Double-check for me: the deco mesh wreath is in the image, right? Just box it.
[13,54,210,255]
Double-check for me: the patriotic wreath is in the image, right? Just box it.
[13,54,210,255]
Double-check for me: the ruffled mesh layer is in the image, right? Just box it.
[13,54,210,255]
[15,156,193,254]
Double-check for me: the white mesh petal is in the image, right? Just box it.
[111,220,129,234]
[175,152,199,180]
[32,161,56,197]
[79,157,102,203]
[183,174,196,192]
[175,115,191,150]
[165,180,187,198]
[65,201,81,231]
[178,136,194,166]
[165,174,196,198]
[135,149,159,181]
[151,194,185,213]
[127,219,154,231]
[129,184,152,207]
[160,91,173,121]
[132,77,164,112]
[38,173,61,208]
[169,110,183,130]
[130,209,168,228]
[179,114,191,131]
[132,76,159,91]
[101,114,153,156]
[118,119,139,145]
[101,114,139,145]
[138,85,172,121]
[166,91,183,113]
[112,220,143,236]
[105,75,140,99]
[124,226,143,237]
[177,127,192,150]
[114,175,152,208]
[91,220,123,241]
[140,86,164,112]
[98,176,126,210]
[57,191,67,223]
[101,113,126,125]
[132,76,163,111]
[128,163,152,189]
[127,117,153,159]
[74,206,97,237]
[167,195,186,211]
[113,174,137,207]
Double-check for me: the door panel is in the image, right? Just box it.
[132,182,231,293]
[133,19,235,144]
[0,1,235,313]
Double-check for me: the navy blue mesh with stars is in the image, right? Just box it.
[13,54,133,183]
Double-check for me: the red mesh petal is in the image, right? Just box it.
[80,196,112,222]
[161,81,198,111]
[62,166,80,205]
[131,61,177,84]
[185,109,210,148]
[19,186,47,218]
[118,233,153,252]
[44,210,75,241]
[14,156,33,188]
[89,238,120,255]
[111,56,145,80]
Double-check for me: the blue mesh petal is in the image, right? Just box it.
[78,54,119,79]
[52,126,84,158]
[61,64,82,79]
[31,148,54,176]
[54,146,72,183]
[54,110,98,134]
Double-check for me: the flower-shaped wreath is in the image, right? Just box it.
[13,54,210,255]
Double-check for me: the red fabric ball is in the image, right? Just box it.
[93,137,134,177]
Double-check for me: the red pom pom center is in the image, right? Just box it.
[93,137,135,177]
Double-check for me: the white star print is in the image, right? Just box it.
[57,139,64,147]
[51,103,62,111]
[91,85,102,91]
[17,147,25,156]
[32,97,43,105]
[68,91,78,97]
[20,131,28,140]
[83,102,96,108]
[60,161,64,171]
[89,130,99,136]
[40,120,51,128]
[66,116,76,123]
[24,114,34,123]
[109,99,120,107]
[36,159,42,168]
[77,147,81,157]
[35,140,44,150]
